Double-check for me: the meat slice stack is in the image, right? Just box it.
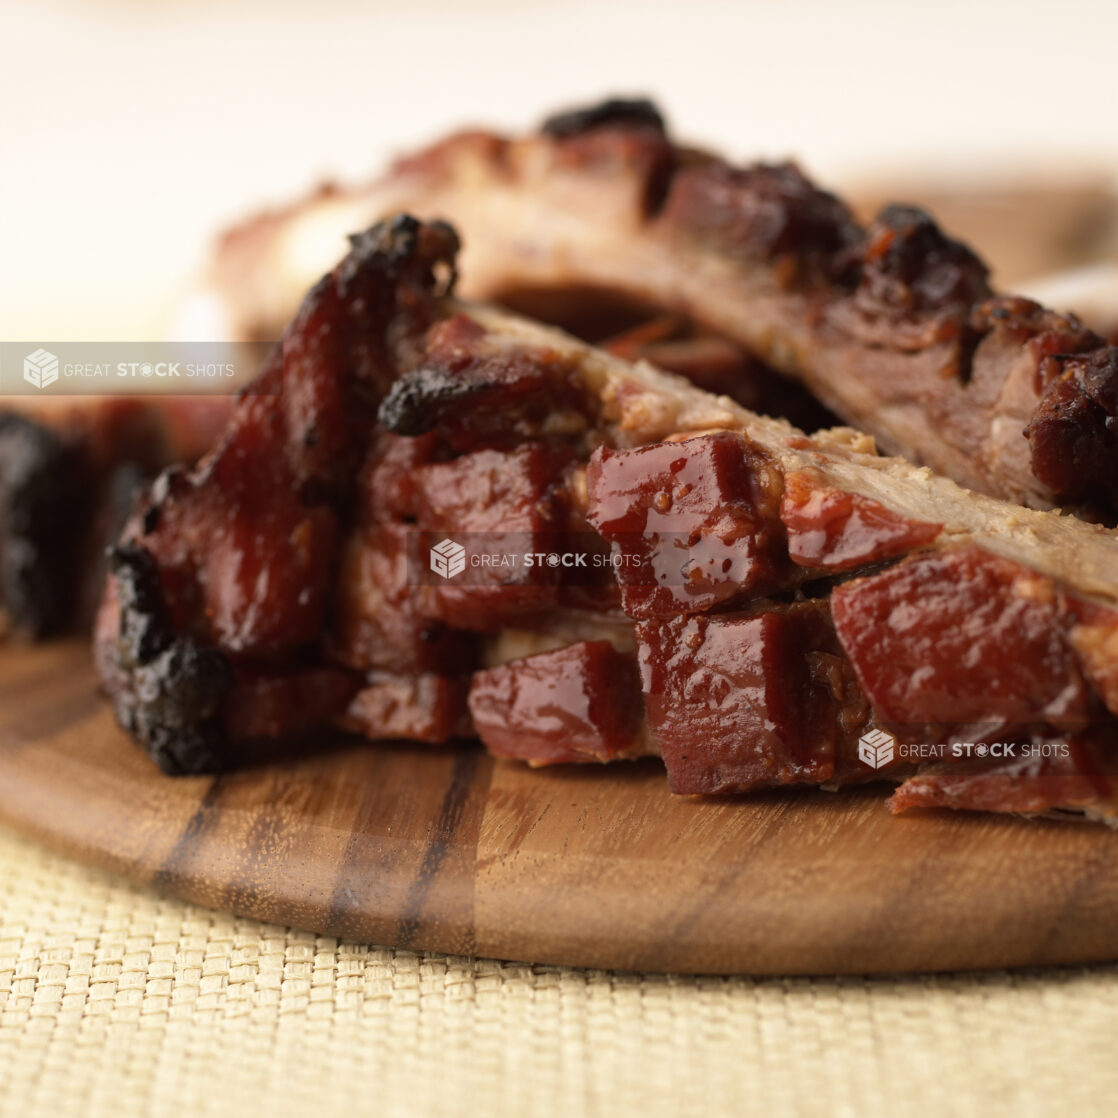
[95,216,1118,821]
[202,97,1118,521]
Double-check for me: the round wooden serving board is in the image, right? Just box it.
[3,640,1118,975]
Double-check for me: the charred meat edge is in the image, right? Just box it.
[0,396,234,636]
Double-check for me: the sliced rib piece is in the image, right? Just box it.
[200,98,1118,518]
[98,217,1118,821]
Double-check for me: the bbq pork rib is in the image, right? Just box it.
[200,98,1118,521]
[95,216,1118,821]
[0,395,232,636]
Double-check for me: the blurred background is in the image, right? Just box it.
[4,0,1118,339]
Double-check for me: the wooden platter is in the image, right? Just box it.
[2,640,1118,974]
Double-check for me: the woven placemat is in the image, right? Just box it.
[1,824,1115,1118]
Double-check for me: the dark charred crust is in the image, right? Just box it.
[663,162,862,284]
[106,545,232,775]
[0,412,92,637]
[1026,347,1118,510]
[340,214,460,298]
[541,97,665,138]
[278,215,464,492]
[377,316,596,448]
[856,205,991,316]
[140,500,161,535]
[377,366,478,436]
[341,213,420,286]
[969,296,1098,351]
[377,359,593,448]
[968,296,1101,396]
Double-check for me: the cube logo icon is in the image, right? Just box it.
[858,728,895,769]
[24,348,59,389]
[429,537,466,579]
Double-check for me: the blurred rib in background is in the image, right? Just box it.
[3,0,1117,339]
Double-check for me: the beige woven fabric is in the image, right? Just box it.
[1,825,1115,1118]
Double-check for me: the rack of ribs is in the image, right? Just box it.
[94,216,1118,822]
[199,97,1118,521]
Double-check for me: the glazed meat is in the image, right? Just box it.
[0,395,232,636]
[97,216,1118,822]
[199,98,1118,520]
